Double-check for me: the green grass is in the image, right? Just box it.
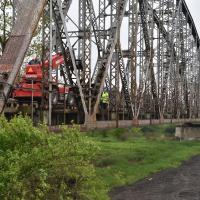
[87,125,200,191]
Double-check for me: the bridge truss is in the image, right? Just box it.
[0,0,200,126]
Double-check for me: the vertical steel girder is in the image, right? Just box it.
[128,0,138,117]
[41,0,74,117]
[41,1,50,112]
[116,42,134,117]
[57,0,88,115]
[78,0,92,114]
[150,1,176,117]
[109,1,118,114]
[139,0,160,118]
[179,7,190,118]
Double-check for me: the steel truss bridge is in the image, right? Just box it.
[0,0,200,127]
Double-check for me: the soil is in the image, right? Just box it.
[110,155,200,200]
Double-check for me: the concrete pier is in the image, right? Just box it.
[175,123,200,140]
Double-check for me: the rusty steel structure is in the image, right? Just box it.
[0,0,200,127]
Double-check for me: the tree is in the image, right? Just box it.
[0,0,13,55]
[0,0,43,59]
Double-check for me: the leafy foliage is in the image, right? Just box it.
[0,1,43,59]
[0,116,107,200]
[0,0,13,54]
[140,124,176,139]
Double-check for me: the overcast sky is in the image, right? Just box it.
[185,0,200,34]
[68,0,200,36]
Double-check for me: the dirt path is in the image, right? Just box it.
[110,155,200,200]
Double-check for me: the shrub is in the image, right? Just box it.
[89,127,143,141]
[131,127,142,137]
[0,116,108,200]
[163,125,176,136]
[140,125,156,134]
[88,128,126,140]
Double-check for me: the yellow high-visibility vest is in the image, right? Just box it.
[101,92,109,103]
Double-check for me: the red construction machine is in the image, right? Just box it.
[5,53,79,124]
[13,54,64,102]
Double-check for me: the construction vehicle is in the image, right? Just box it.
[4,53,81,124]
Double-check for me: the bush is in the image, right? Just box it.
[140,125,156,134]
[0,116,108,200]
[88,128,126,140]
[131,127,142,137]
[163,125,176,136]
[89,127,143,141]
[140,124,176,135]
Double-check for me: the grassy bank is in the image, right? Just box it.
[1,116,200,200]
[88,125,200,191]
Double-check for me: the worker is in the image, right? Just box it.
[28,58,40,65]
[28,54,40,65]
[101,91,109,106]
[100,91,109,120]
